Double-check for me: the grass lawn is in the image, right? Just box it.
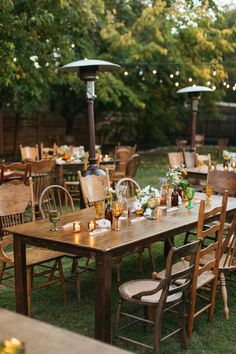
[1,147,236,353]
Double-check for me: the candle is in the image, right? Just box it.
[100,154,103,160]
[73,221,82,232]
[88,220,96,232]
[105,154,108,158]
[224,165,228,171]
[210,165,215,171]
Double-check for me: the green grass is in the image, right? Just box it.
[1,148,236,354]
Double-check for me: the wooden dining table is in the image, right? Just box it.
[4,193,236,344]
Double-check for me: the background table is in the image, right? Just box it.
[55,162,84,185]
[5,193,236,344]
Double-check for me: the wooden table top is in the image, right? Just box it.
[0,309,132,354]
[5,193,236,254]
[186,166,209,175]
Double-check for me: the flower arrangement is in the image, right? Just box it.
[0,338,24,354]
[133,185,160,215]
[166,164,188,189]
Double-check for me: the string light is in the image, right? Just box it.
[170,74,174,78]
[175,69,179,76]
[207,81,211,86]
[223,82,227,86]
[212,85,216,91]
[213,69,217,76]
[139,70,143,76]
[175,82,179,87]
[152,69,157,75]
[226,84,230,88]
[188,77,192,82]
[124,71,129,76]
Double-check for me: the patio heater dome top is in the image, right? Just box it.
[60,59,120,81]
[177,85,213,94]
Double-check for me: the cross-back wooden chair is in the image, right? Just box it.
[112,147,135,182]
[113,240,201,354]
[30,159,55,218]
[40,142,57,160]
[20,144,39,162]
[183,151,196,168]
[170,194,228,337]
[207,170,236,197]
[0,179,67,316]
[0,162,31,185]
[116,177,140,198]
[167,152,184,168]
[78,169,110,208]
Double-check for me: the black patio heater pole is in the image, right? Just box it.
[177,86,213,151]
[60,59,120,175]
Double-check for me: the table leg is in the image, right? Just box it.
[56,165,63,186]
[95,252,112,343]
[13,235,28,315]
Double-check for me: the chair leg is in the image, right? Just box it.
[58,259,68,304]
[76,276,81,303]
[148,245,156,271]
[113,298,122,343]
[184,231,190,245]
[220,272,229,319]
[138,248,143,273]
[208,277,218,322]
[26,267,32,317]
[187,286,197,338]
[0,262,6,282]
[116,257,121,282]
[154,305,163,354]
[71,258,78,275]
[178,299,187,348]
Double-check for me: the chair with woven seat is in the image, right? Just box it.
[40,142,57,160]
[113,240,201,354]
[162,193,228,337]
[168,152,184,168]
[20,144,39,162]
[0,179,67,316]
[112,147,135,183]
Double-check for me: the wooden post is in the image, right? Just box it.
[13,112,20,160]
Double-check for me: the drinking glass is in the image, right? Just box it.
[117,185,128,219]
[205,184,213,201]
[147,193,157,219]
[49,210,60,231]
[112,201,123,231]
[185,187,196,209]
[94,200,105,219]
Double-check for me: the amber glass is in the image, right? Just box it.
[112,201,123,230]
[94,200,105,219]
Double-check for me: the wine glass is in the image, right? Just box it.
[112,201,123,231]
[147,193,157,220]
[205,184,213,201]
[49,210,60,231]
[94,200,105,219]
[185,187,195,209]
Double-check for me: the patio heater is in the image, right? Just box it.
[60,59,120,175]
[177,86,213,151]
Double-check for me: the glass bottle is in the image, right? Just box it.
[116,185,128,219]
[105,202,113,225]
[171,189,179,207]
[160,184,168,206]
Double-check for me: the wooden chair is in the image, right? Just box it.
[207,170,236,197]
[113,147,134,181]
[169,194,228,337]
[176,139,188,151]
[113,240,201,353]
[195,134,205,149]
[196,153,211,167]
[217,138,228,157]
[0,179,67,316]
[126,154,141,178]
[30,159,55,218]
[116,177,140,198]
[0,162,30,185]
[183,151,196,168]
[167,152,184,168]
[39,184,74,218]
[40,142,57,160]
[78,169,110,208]
[20,144,39,162]
[218,216,236,319]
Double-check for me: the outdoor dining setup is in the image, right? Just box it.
[1,1,236,352]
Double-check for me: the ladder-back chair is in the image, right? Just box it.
[20,144,39,162]
[114,240,201,354]
[0,179,67,315]
[0,162,30,185]
[40,142,57,160]
[168,152,184,168]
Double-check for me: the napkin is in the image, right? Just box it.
[96,219,111,230]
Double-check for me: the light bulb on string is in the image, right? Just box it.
[188,77,193,82]
[233,86,236,91]
[207,81,211,86]
[159,79,163,84]
[175,82,179,87]
[139,70,143,76]
[175,69,179,76]
[170,73,174,79]
[152,69,157,75]
[223,82,227,86]
[193,84,196,87]
[213,69,217,76]
[226,84,230,88]
[124,71,129,76]
[212,85,216,91]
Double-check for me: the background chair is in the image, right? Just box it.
[40,142,57,159]
[0,179,67,315]
[207,170,236,197]
[20,144,39,162]
[30,159,55,218]
[217,138,228,158]
[196,153,211,167]
[114,240,200,353]
[78,169,110,207]
[176,139,188,151]
[183,151,196,168]
[113,147,135,181]
[116,177,140,198]
[168,152,184,168]
[0,162,30,185]
[126,154,141,179]
[195,134,205,150]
